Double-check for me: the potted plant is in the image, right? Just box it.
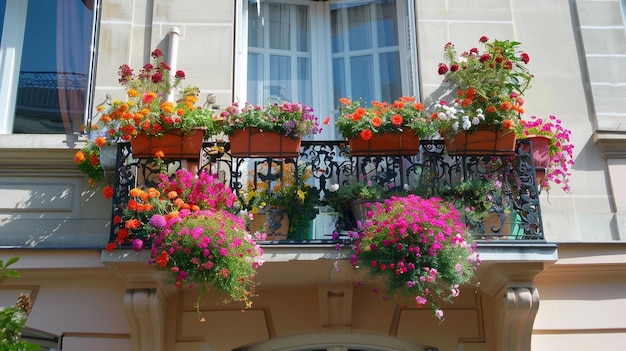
[433,36,533,154]
[75,47,221,177]
[348,195,479,319]
[335,96,435,156]
[323,179,391,230]
[515,115,574,192]
[237,162,320,239]
[220,101,321,158]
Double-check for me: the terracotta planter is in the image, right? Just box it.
[130,128,206,160]
[229,128,301,158]
[348,130,420,156]
[249,206,289,240]
[444,127,517,155]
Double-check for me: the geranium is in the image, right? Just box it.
[348,195,480,319]
[434,37,532,138]
[75,48,220,184]
[220,101,321,139]
[516,115,574,192]
[335,96,434,140]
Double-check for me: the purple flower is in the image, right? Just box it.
[150,214,167,229]
[131,238,144,252]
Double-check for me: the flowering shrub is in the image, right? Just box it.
[106,169,238,251]
[106,169,265,310]
[434,36,532,138]
[349,195,479,319]
[335,96,434,140]
[151,208,265,310]
[220,101,321,139]
[74,48,219,184]
[516,115,574,192]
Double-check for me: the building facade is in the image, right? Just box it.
[0,0,625,350]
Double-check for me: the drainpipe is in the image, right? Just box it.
[166,26,180,102]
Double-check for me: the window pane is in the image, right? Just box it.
[297,57,311,106]
[295,5,309,53]
[247,52,264,104]
[269,54,291,102]
[333,57,346,106]
[379,51,401,102]
[269,3,290,50]
[14,0,95,134]
[376,0,398,47]
[350,55,374,103]
[347,4,372,51]
[248,3,264,48]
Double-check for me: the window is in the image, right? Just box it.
[0,0,98,134]
[238,0,418,139]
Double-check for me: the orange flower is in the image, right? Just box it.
[124,218,141,229]
[147,187,160,199]
[323,116,331,125]
[499,101,512,111]
[360,129,373,141]
[391,114,403,126]
[486,105,497,114]
[174,198,185,208]
[399,96,416,102]
[74,150,86,164]
[127,89,138,97]
[94,136,107,147]
[154,150,165,158]
[167,191,178,199]
[413,102,424,111]
[339,97,352,106]
[129,188,143,197]
[128,199,139,211]
[502,119,514,129]
[371,116,382,128]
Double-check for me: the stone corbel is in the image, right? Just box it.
[124,288,166,351]
[499,285,540,351]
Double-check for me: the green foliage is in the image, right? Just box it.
[0,257,42,351]
[438,177,496,223]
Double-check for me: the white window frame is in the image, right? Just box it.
[234,0,418,140]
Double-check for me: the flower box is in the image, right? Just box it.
[444,127,517,155]
[229,127,301,158]
[348,130,420,156]
[130,128,206,160]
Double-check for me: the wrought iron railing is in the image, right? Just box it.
[107,139,544,245]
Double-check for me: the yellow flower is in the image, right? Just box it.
[251,207,259,215]
[297,189,306,203]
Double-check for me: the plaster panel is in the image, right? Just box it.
[153,0,234,24]
[101,0,134,21]
[586,56,626,84]
[180,310,268,351]
[416,0,514,21]
[0,180,75,213]
[576,0,625,26]
[532,333,626,351]
[397,309,480,351]
[590,84,626,115]
[61,337,131,351]
[581,28,626,55]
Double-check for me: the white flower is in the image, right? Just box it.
[403,184,409,191]
[329,183,340,192]
[472,117,480,125]
[452,121,459,131]
[461,115,471,130]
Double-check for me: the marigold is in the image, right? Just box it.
[391,114,403,126]
[74,150,86,164]
[102,186,114,199]
[360,129,373,141]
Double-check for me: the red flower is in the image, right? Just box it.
[151,72,163,83]
[323,116,331,125]
[450,63,459,72]
[437,63,448,75]
[520,52,530,64]
[151,48,163,58]
[175,70,185,79]
[391,114,403,126]
[360,129,373,141]
[156,251,169,268]
[479,54,491,63]
[102,186,114,199]
[371,116,382,128]
[479,36,489,43]
[105,242,117,252]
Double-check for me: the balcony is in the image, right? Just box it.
[107,138,544,246]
